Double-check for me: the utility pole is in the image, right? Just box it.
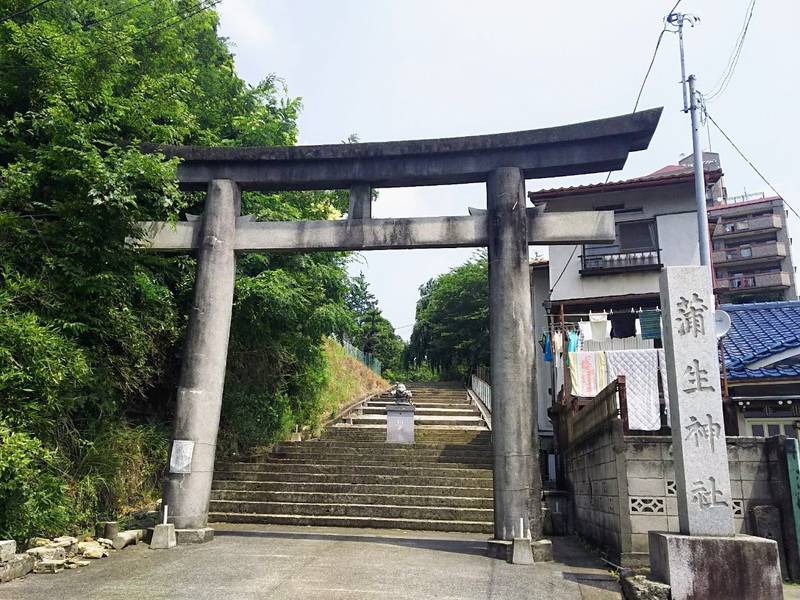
[669,12,712,268]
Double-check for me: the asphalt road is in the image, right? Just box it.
[0,525,621,600]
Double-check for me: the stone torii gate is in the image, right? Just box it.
[138,108,662,555]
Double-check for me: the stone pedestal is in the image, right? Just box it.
[150,524,177,549]
[649,532,782,600]
[175,527,214,545]
[487,538,553,563]
[386,404,415,444]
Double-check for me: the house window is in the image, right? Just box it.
[582,220,660,271]
[749,420,798,439]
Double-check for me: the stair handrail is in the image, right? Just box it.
[320,384,395,431]
[468,374,492,430]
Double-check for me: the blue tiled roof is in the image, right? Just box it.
[721,301,800,380]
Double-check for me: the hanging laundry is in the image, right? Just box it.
[657,349,670,424]
[553,331,564,355]
[589,313,609,340]
[606,349,660,431]
[639,310,662,340]
[610,312,637,338]
[579,321,593,341]
[568,351,608,397]
[567,331,579,353]
[543,333,553,362]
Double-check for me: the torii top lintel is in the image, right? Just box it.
[150,108,662,191]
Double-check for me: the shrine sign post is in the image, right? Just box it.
[137,108,664,562]
[650,266,782,599]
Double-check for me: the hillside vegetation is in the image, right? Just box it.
[0,1,401,541]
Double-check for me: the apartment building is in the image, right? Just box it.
[709,194,797,302]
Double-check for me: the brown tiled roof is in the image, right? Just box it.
[529,166,722,200]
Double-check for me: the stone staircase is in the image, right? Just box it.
[209,382,494,533]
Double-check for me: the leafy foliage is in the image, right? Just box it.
[0,0,386,538]
[345,273,405,373]
[406,252,489,377]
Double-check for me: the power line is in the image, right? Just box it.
[83,0,156,29]
[703,109,799,220]
[548,244,579,296]
[0,0,54,22]
[90,0,222,59]
[705,0,756,101]
[603,0,683,183]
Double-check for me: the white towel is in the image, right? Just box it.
[569,351,608,398]
[589,313,609,340]
[606,349,661,431]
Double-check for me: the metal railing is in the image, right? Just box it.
[581,247,661,271]
[338,337,382,375]
[470,374,492,413]
[715,271,792,291]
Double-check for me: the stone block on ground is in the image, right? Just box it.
[112,529,143,550]
[649,532,782,600]
[532,539,553,562]
[0,554,34,583]
[33,559,66,574]
[150,524,176,549]
[511,537,534,565]
[78,542,109,559]
[175,527,214,545]
[0,540,16,562]
[26,537,50,548]
[65,557,91,568]
[750,504,787,578]
[621,573,670,600]
[25,546,65,561]
[96,521,119,540]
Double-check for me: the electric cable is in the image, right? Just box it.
[705,0,756,102]
[1,0,54,22]
[703,108,799,220]
[82,0,156,29]
[603,0,683,183]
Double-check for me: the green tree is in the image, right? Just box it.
[345,273,404,373]
[0,0,357,536]
[406,251,489,377]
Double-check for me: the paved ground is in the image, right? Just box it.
[0,524,622,600]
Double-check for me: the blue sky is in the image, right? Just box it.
[218,0,799,338]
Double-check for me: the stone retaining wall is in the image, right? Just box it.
[565,422,800,575]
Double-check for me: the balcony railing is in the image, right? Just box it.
[580,247,662,274]
[713,214,781,237]
[712,241,787,265]
[715,271,792,291]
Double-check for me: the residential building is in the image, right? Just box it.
[722,301,800,438]
[527,162,723,481]
[709,194,797,303]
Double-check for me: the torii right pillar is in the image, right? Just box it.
[486,167,550,563]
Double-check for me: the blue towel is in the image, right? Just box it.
[639,310,661,340]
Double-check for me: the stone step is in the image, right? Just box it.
[253,457,493,469]
[213,471,493,488]
[361,407,477,416]
[208,512,493,534]
[319,430,491,442]
[208,499,493,522]
[211,480,494,498]
[347,415,484,427]
[211,490,494,509]
[267,449,492,463]
[276,439,492,451]
[216,462,493,478]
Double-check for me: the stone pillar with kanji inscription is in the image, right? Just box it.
[659,266,734,536]
[650,266,783,600]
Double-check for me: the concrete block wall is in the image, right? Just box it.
[566,428,795,568]
[564,420,629,561]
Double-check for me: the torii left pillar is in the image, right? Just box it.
[162,179,239,542]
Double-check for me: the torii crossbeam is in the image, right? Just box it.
[140,108,662,560]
